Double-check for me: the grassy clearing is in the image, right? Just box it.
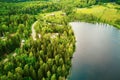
[76,3,120,28]
[37,11,67,24]
[39,3,120,28]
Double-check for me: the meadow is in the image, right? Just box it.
[76,3,120,28]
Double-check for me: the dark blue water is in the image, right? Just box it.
[69,22,120,80]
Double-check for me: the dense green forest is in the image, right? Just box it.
[0,0,120,80]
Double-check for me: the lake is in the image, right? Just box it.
[69,22,120,80]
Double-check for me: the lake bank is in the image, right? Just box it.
[68,22,120,80]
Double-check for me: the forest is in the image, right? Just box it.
[0,0,120,80]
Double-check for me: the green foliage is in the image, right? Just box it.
[116,0,120,4]
[1,0,119,80]
[61,0,75,15]
[47,71,51,79]
[24,64,29,76]
[51,74,56,80]
[15,67,23,75]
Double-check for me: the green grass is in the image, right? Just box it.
[76,3,120,28]
[39,3,120,29]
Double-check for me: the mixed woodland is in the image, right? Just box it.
[0,0,120,80]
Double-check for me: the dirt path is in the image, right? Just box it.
[31,21,38,40]
[2,21,39,63]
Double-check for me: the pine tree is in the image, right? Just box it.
[51,74,56,80]
[24,64,29,76]
[47,71,51,79]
